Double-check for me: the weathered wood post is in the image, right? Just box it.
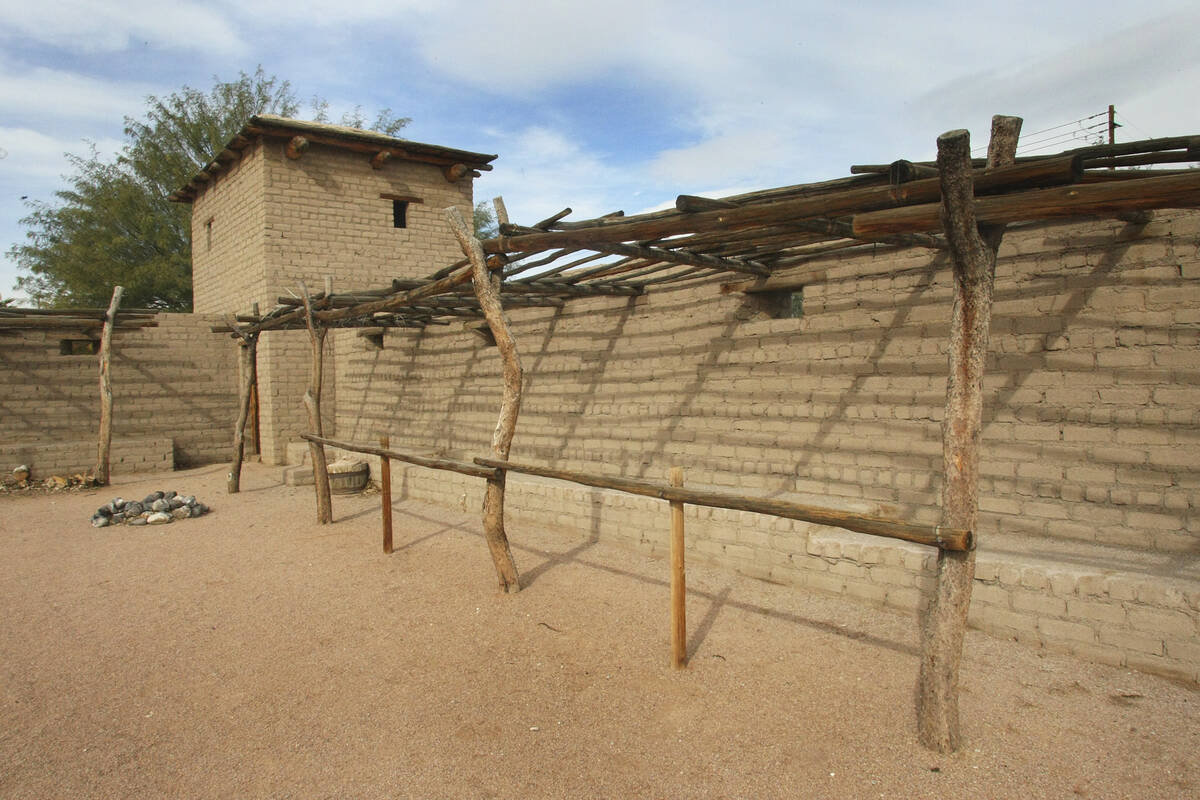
[94,285,124,485]
[670,466,687,669]
[381,433,393,554]
[917,116,1021,753]
[226,307,259,494]
[300,280,333,524]
[447,206,523,593]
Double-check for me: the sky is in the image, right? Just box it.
[1,0,1199,303]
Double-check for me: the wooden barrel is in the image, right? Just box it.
[328,459,369,494]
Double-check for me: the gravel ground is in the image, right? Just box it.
[1,462,1196,799]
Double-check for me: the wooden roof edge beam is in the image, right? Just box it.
[485,155,1083,255]
[787,217,947,250]
[852,169,1200,237]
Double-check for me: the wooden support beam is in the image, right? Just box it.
[285,136,309,160]
[670,466,687,669]
[916,116,1020,755]
[444,163,471,183]
[94,286,123,486]
[226,312,259,494]
[474,456,973,551]
[300,281,333,524]
[448,207,523,593]
[381,434,393,554]
[853,169,1200,237]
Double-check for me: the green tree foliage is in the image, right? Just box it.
[12,68,299,310]
[473,201,498,239]
[11,69,411,310]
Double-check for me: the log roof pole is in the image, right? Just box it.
[94,285,124,486]
[447,206,523,593]
[916,115,1021,754]
[300,280,333,524]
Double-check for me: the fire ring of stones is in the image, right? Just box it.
[90,491,210,528]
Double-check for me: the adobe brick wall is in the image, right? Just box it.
[331,210,1200,681]
[189,137,476,463]
[192,139,267,315]
[0,313,238,477]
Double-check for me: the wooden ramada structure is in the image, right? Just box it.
[5,114,1198,753]
[195,116,1200,753]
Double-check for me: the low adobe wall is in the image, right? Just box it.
[0,313,238,478]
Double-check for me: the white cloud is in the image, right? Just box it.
[0,65,154,123]
[0,0,247,55]
[481,125,638,225]
[0,126,124,180]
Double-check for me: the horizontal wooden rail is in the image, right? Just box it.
[475,457,973,551]
[300,434,501,480]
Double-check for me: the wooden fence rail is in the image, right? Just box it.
[299,434,501,479]
[473,457,973,552]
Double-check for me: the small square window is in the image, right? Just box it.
[60,338,99,355]
[392,200,408,229]
[743,287,803,320]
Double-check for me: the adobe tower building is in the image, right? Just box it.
[172,116,496,464]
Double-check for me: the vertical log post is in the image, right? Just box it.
[226,311,259,494]
[94,285,124,485]
[670,466,687,669]
[381,434,393,554]
[917,116,1022,753]
[446,206,523,593]
[300,280,333,524]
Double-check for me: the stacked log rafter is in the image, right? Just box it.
[196,134,1199,340]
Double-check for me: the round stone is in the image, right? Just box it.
[169,496,185,509]
[90,514,110,528]
[129,517,148,526]
[124,501,144,516]
[146,511,172,525]
[150,499,171,513]
[171,507,190,520]
[95,505,112,518]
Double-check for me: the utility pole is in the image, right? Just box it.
[1108,104,1117,145]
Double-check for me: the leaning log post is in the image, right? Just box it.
[381,433,393,554]
[670,466,687,669]
[447,206,522,593]
[226,313,259,494]
[916,116,1021,753]
[300,280,333,524]
[94,285,124,485]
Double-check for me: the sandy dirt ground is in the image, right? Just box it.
[1,462,1196,799]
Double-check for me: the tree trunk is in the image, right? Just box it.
[447,207,523,593]
[916,116,1021,753]
[94,285,124,485]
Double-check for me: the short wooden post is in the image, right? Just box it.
[300,280,333,524]
[670,466,687,669]
[94,285,124,485]
[381,434,393,554]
